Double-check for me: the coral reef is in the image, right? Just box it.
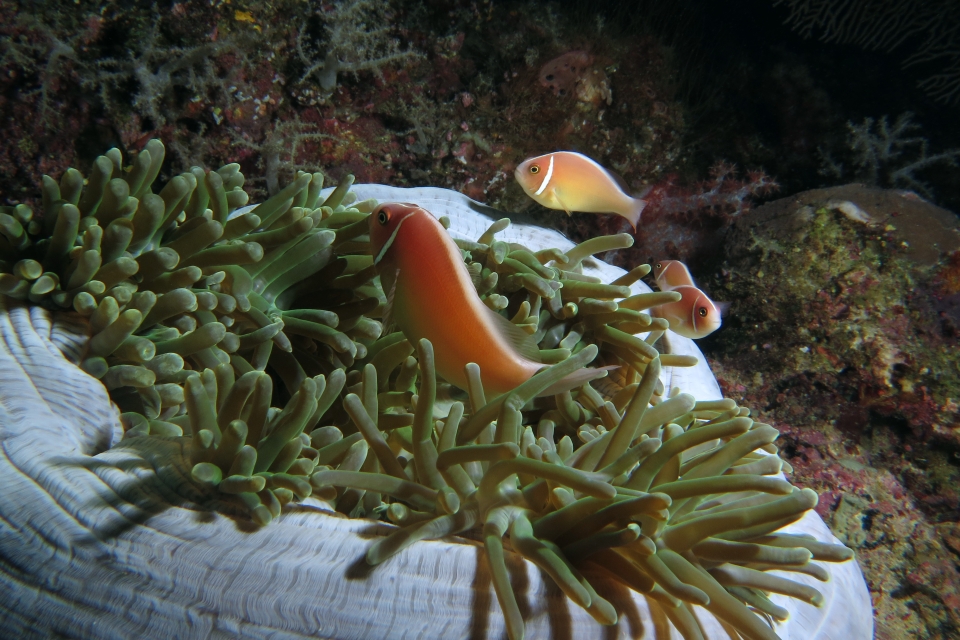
[819,113,960,199]
[540,50,595,97]
[539,50,612,107]
[296,0,421,96]
[0,1,697,215]
[702,184,960,638]
[0,0,786,297]
[87,17,243,126]
[0,143,862,639]
[571,162,780,274]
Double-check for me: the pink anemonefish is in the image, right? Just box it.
[653,260,696,291]
[368,202,610,396]
[514,151,646,229]
[651,284,724,340]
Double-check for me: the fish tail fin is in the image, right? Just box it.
[536,365,619,397]
[623,197,646,230]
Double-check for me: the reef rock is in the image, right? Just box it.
[704,184,960,638]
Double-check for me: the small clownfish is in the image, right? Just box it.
[369,202,608,397]
[652,285,723,340]
[653,260,696,291]
[514,151,647,229]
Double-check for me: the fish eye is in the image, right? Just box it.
[698,307,708,317]
[655,263,662,270]
[529,164,540,174]
[378,210,390,225]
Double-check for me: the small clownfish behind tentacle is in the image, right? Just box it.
[653,260,696,291]
[369,202,610,396]
[651,284,723,340]
[514,151,646,229]
[652,259,727,338]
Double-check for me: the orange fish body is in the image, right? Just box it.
[651,285,722,339]
[369,203,543,396]
[653,260,696,291]
[515,151,646,229]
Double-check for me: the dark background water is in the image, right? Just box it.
[576,0,960,212]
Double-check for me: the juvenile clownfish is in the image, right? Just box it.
[653,260,696,291]
[515,151,646,229]
[369,202,608,397]
[651,285,723,340]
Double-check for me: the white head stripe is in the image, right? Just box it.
[374,215,408,265]
[690,293,707,331]
[533,155,555,196]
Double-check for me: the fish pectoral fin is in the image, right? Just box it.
[536,365,619,397]
[652,308,681,329]
[483,306,542,363]
[381,268,399,333]
[553,189,573,216]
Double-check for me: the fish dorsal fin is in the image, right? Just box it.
[575,152,631,194]
[606,167,631,194]
[483,306,542,363]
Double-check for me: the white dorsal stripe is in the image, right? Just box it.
[375,215,409,265]
[533,154,555,196]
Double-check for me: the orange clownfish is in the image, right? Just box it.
[651,285,723,340]
[369,202,546,396]
[653,260,696,291]
[514,151,646,229]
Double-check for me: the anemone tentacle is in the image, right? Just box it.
[0,143,873,639]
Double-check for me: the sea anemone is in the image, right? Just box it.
[0,141,871,639]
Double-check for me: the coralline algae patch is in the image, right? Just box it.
[701,185,960,639]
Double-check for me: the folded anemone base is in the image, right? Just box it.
[0,185,872,639]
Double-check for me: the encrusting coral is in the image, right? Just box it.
[0,141,855,640]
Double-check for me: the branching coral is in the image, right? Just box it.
[89,21,241,126]
[0,142,854,639]
[229,118,335,197]
[0,15,83,123]
[647,161,780,219]
[296,0,422,96]
[819,112,960,198]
